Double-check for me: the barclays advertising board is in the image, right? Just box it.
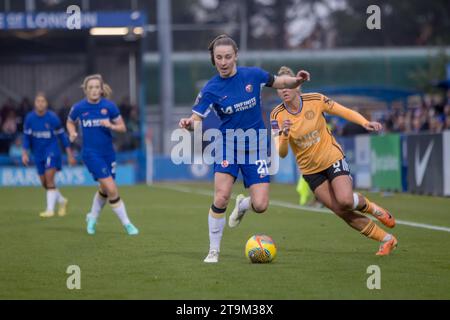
[0,165,135,187]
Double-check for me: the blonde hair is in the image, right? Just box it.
[277,66,295,77]
[81,74,112,99]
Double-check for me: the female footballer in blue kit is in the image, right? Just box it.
[66,74,138,235]
[179,35,310,262]
[22,92,76,218]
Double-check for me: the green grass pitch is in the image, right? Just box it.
[0,183,449,299]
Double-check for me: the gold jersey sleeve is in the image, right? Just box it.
[270,93,366,174]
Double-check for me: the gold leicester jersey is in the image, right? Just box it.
[270,93,368,175]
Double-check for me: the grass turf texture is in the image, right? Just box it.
[0,183,449,299]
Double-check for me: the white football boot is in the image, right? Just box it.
[203,249,219,263]
[228,194,247,228]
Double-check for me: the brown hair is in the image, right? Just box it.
[208,34,238,66]
[35,91,47,101]
[81,74,112,99]
[277,66,295,77]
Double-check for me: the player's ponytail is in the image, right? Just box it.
[102,83,113,99]
[208,34,238,66]
[81,74,113,99]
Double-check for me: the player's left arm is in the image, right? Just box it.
[101,116,127,133]
[100,104,127,133]
[322,95,383,132]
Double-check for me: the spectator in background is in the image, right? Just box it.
[119,96,132,120]
[9,135,22,165]
[445,115,450,130]
[1,110,18,135]
[341,120,369,136]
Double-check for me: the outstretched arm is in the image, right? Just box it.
[272,70,310,89]
[326,101,382,132]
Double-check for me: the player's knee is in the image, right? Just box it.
[214,192,230,208]
[45,181,56,189]
[214,195,229,209]
[336,196,354,211]
[103,186,118,199]
[251,199,269,213]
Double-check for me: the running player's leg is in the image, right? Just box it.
[85,186,107,235]
[87,185,107,217]
[353,192,395,228]
[249,183,269,213]
[99,176,138,235]
[229,162,270,228]
[36,160,51,217]
[314,178,369,231]
[330,175,397,255]
[46,156,68,216]
[40,168,58,217]
[205,172,235,263]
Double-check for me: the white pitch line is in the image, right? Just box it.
[154,184,450,234]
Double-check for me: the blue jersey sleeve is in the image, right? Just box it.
[68,105,79,122]
[52,114,70,148]
[192,90,214,118]
[108,103,121,122]
[22,114,32,150]
[250,67,271,86]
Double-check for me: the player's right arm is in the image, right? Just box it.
[179,113,203,131]
[180,89,212,131]
[66,106,79,142]
[22,114,32,166]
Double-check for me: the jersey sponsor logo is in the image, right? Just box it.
[32,131,52,138]
[101,108,108,115]
[82,112,89,116]
[293,130,320,149]
[305,110,315,120]
[245,84,253,93]
[221,106,234,114]
[82,118,106,128]
[45,123,50,129]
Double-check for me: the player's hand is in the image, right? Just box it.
[68,155,77,166]
[179,117,193,130]
[100,119,112,129]
[281,119,292,137]
[69,132,78,143]
[22,153,29,166]
[296,70,310,84]
[363,121,383,132]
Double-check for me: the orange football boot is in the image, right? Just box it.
[376,236,398,256]
[365,198,396,228]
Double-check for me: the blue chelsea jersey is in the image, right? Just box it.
[68,98,121,156]
[192,67,271,132]
[23,110,69,160]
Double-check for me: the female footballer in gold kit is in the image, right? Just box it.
[271,66,397,256]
